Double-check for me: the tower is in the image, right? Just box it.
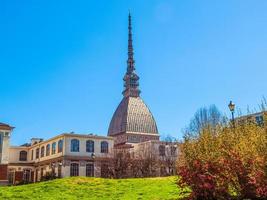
[0,123,13,185]
[108,14,159,146]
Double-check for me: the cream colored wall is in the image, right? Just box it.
[1,130,11,164]
[8,147,29,163]
[8,134,114,164]
[8,136,65,163]
[62,166,70,177]
[64,136,114,158]
[30,136,64,163]
[8,165,35,171]
[132,141,179,159]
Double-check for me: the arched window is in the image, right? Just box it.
[71,139,79,152]
[159,145,165,156]
[86,163,94,177]
[19,151,27,161]
[41,146,45,158]
[86,140,94,153]
[58,140,63,153]
[46,144,50,156]
[70,163,79,176]
[101,141,108,153]
[52,142,56,154]
[31,150,34,160]
[36,148,40,159]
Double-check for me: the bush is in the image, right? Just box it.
[40,171,57,181]
[177,117,267,199]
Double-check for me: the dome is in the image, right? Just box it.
[108,97,158,136]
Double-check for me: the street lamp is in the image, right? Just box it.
[228,101,235,128]
[91,153,96,159]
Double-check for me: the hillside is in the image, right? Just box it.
[0,176,189,200]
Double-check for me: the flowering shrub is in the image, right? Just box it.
[178,160,231,200]
[177,119,267,199]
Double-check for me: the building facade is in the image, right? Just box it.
[236,111,266,127]
[0,129,113,185]
[131,141,179,176]
[0,123,13,185]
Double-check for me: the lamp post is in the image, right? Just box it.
[51,163,56,178]
[228,101,235,128]
[58,162,62,178]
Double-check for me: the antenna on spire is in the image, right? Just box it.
[123,13,141,98]
[128,11,134,71]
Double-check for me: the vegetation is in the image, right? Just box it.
[112,141,178,178]
[0,176,189,200]
[184,104,226,135]
[177,108,267,199]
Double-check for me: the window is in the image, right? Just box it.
[58,140,63,153]
[0,133,2,153]
[52,142,56,154]
[71,139,79,152]
[40,146,45,158]
[86,140,94,153]
[36,148,40,159]
[23,169,31,183]
[8,169,15,185]
[40,168,44,178]
[101,141,108,153]
[19,151,27,161]
[46,144,50,156]
[159,145,165,156]
[31,150,33,160]
[86,163,94,177]
[255,115,264,126]
[70,163,79,176]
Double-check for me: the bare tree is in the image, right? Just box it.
[184,104,226,137]
[113,148,132,178]
[161,136,180,176]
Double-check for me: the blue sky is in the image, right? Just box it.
[1,0,267,145]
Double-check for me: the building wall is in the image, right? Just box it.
[131,140,179,176]
[0,130,11,164]
[5,133,114,185]
[0,164,8,184]
[64,135,113,158]
[8,147,29,164]
[0,126,12,185]
[236,111,266,126]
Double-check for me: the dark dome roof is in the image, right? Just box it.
[108,97,158,136]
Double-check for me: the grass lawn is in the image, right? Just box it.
[0,176,189,200]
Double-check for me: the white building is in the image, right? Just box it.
[0,125,113,185]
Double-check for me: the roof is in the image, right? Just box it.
[0,122,14,131]
[108,97,158,136]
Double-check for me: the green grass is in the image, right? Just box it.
[0,176,189,200]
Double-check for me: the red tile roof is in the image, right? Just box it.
[0,122,14,130]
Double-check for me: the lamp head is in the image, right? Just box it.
[228,101,235,112]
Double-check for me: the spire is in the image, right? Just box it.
[123,13,141,98]
[128,12,134,70]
